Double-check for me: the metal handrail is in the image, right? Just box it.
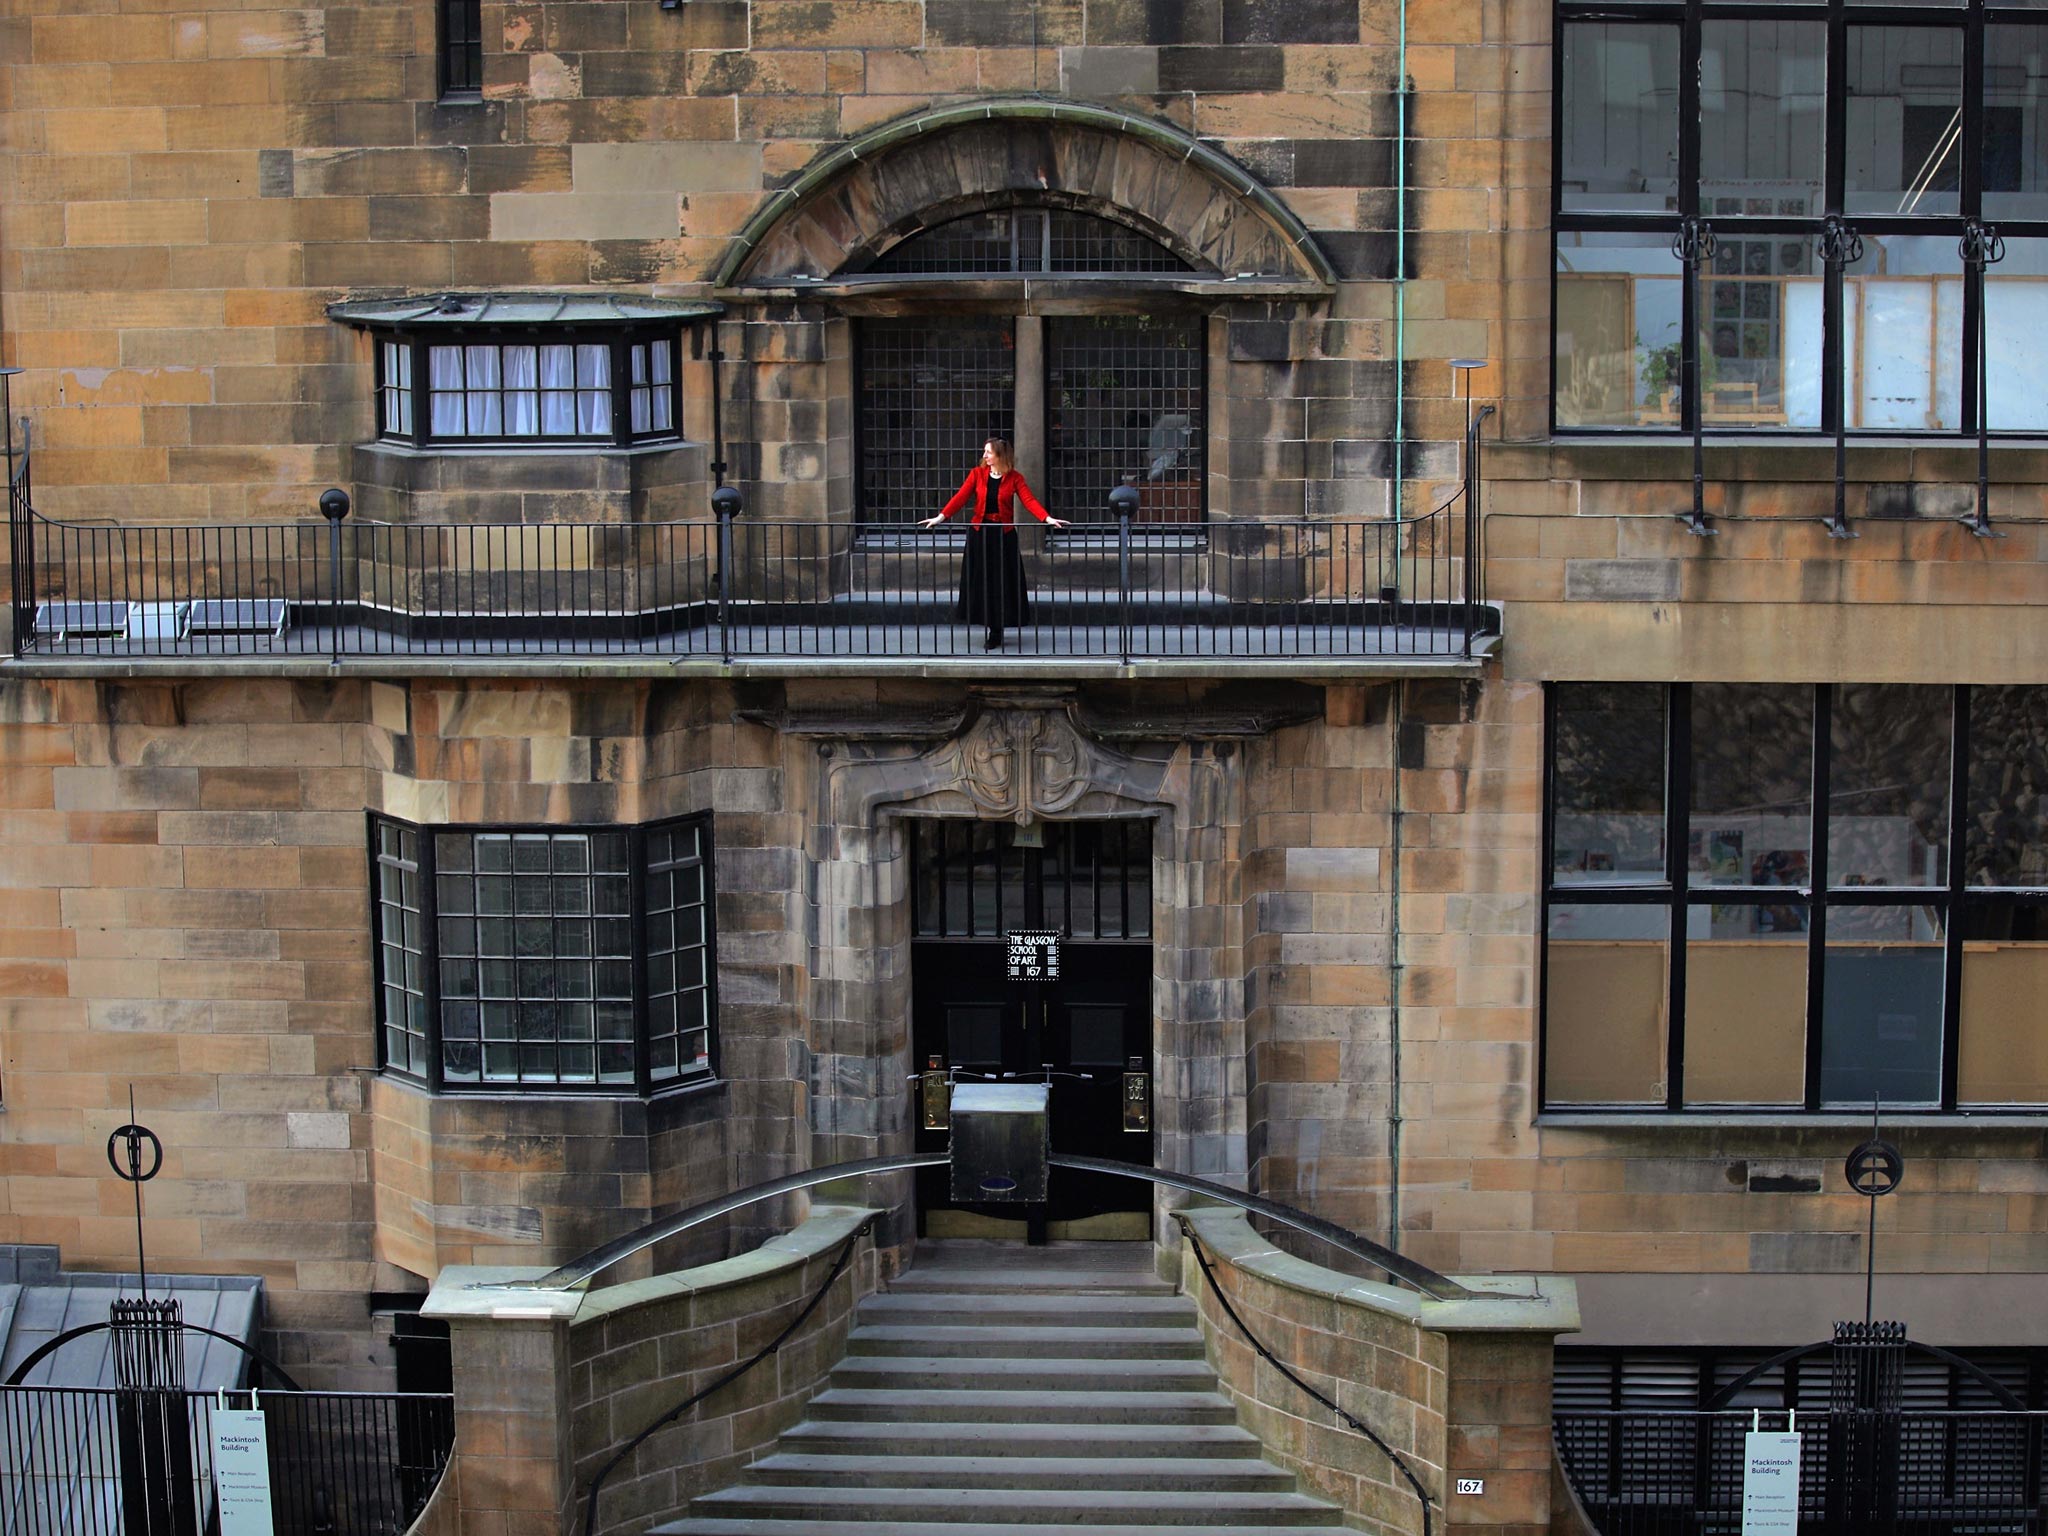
[503,1150,1478,1301]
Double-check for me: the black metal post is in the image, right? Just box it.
[1818,217,1864,540]
[2,368,26,652]
[1672,220,1718,537]
[318,488,350,663]
[713,483,741,665]
[1109,477,1138,666]
[1961,220,2005,537]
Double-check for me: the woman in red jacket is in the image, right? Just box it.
[921,437,1067,649]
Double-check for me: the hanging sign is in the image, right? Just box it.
[1005,930,1061,982]
[1740,1425,1802,1536]
[211,1405,276,1536]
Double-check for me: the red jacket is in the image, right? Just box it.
[935,468,1052,527]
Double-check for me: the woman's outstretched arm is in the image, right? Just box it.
[923,468,980,526]
[1010,474,1066,527]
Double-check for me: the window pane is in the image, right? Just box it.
[1699,235,1822,429]
[1560,23,1680,214]
[1046,314,1204,527]
[1829,684,1949,888]
[1966,685,2048,886]
[1984,27,2048,222]
[1819,905,1945,1107]
[1689,685,1813,887]
[1845,27,1962,218]
[1683,905,1806,1106]
[857,318,1016,526]
[1545,903,1669,1105]
[1552,684,1666,887]
[1958,902,2048,1105]
[1556,233,1684,428]
[1986,238,2048,432]
[1844,235,1961,431]
[1699,20,1826,215]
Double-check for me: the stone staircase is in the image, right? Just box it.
[655,1240,1368,1535]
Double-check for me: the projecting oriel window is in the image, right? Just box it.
[1541,682,2048,1114]
[1553,0,2048,436]
[372,815,716,1094]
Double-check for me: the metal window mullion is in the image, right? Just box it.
[610,334,631,448]
[1804,683,1831,1111]
[697,813,721,1081]
[1538,685,1558,1106]
[410,336,429,448]
[1680,4,1704,436]
[630,827,652,1096]
[1963,3,1987,434]
[1667,683,1690,1111]
[421,827,446,1094]
[1941,683,1970,1109]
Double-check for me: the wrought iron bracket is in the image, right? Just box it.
[1672,219,1719,536]
[1961,221,2008,538]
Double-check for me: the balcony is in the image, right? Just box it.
[6,444,1498,679]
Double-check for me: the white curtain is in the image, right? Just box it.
[540,344,576,435]
[464,344,502,436]
[502,344,539,436]
[429,345,465,435]
[577,343,611,435]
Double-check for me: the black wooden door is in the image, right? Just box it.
[908,819,1154,1226]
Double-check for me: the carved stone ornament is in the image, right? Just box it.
[954,707,1093,824]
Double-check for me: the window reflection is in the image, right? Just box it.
[1553,685,1666,886]
[1829,684,1949,888]
[1561,24,1680,213]
[1700,21,1826,213]
[1699,239,1823,428]
[1556,234,1684,428]
[1847,28,1964,217]
[1689,685,1814,886]
[1966,685,2048,887]
[1986,238,2048,431]
[1844,235,1962,431]
[1984,26,2048,222]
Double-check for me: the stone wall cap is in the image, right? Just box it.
[1183,1207,1579,1335]
[568,1205,878,1328]
[422,1266,583,1323]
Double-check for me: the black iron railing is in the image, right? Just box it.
[1556,1410,2048,1536]
[0,1385,453,1536]
[8,476,1496,666]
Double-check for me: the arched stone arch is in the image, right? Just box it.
[716,98,1335,289]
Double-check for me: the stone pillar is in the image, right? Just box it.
[1013,314,1045,491]
[1438,1327,1567,1534]
[423,1269,581,1536]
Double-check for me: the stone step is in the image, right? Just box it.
[829,1356,1217,1393]
[658,1524,1367,1536]
[687,1486,1350,1527]
[775,1419,1267,1461]
[885,1267,1176,1296]
[805,1388,1239,1426]
[858,1292,1196,1329]
[845,1324,1207,1360]
[742,1453,1297,1492]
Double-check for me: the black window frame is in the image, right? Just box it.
[1540,682,2048,1115]
[439,0,484,101]
[370,812,718,1096]
[371,327,683,450]
[1552,0,2048,438]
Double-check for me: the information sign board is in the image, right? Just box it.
[211,1407,275,1536]
[1005,930,1061,981]
[1741,1429,1802,1536]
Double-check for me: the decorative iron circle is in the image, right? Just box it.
[1845,1136,1904,1197]
[106,1124,164,1183]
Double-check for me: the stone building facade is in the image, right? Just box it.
[2,0,2046,1399]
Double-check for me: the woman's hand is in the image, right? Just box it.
[920,515,945,528]
[1046,517,1068,529]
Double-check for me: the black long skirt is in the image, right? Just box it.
[956,526,1031,631]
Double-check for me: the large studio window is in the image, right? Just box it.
[1554,0,2047,437]
[331,294,715,450]
[1543,682,2048,1114]
[372,816,716,1094]
[854,207,1208,527]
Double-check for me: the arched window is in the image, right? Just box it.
[855,206,1208,527]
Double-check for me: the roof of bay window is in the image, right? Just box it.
[329,292,722,329]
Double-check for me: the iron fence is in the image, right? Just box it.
[1556,1410,2048,1536]
[0,1385,453,1536]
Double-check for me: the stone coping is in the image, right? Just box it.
[420,1205,877,1330]
[1181,1206,1580,1337]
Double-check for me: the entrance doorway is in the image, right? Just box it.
[908,818,1154,1237]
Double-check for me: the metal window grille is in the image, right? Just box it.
[371,815,716,1093]
[374,822,430,1081]
[857,318,1017,525]
[643,821,713,1082]
[868,209,1191,275]
[910,820,1152,940]
[441,0,483,97]
[1047,314,1206,526]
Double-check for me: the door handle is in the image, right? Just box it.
[1123,1055,1150,1133]
[919,1054,952,1131]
